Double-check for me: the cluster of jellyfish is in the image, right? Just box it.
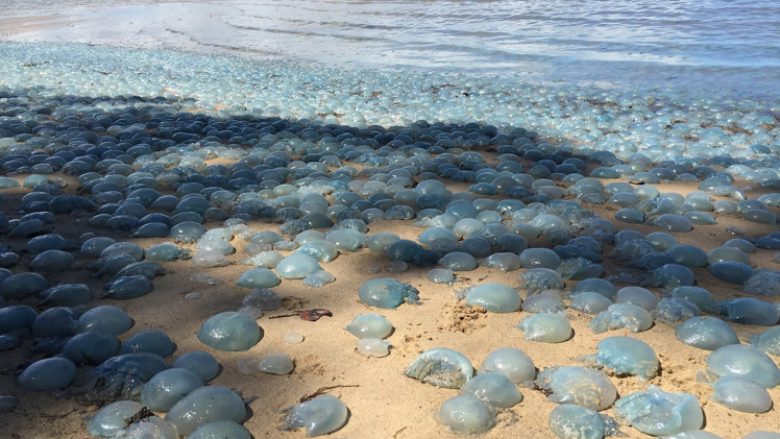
[0,53,779,439]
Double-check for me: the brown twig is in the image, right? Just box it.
[299,384,360,402]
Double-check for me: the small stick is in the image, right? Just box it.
[299,384,360,402]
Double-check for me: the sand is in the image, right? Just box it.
[0,157,778,439]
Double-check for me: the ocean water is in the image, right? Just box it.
[0,0,779,98]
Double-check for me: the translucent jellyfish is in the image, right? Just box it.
[706,345,780,388]
[236,268,281,289]
[141,368,204,411]
[30,249,74,272]
[366,232,400,253]
[87,400,144,438]
[437,395,496,435]
[78,305,134,335]
[173,351,220,382]
[570,292,612,315]
[589,304,653,334]
[276,253,322,279]
[242,251,284,268]
[751,326,780,356]
[121,330,176,357]
[62,332,120,365]
[170,221,206,243]
[303,270,336,288]
[427,268,455,284]
[524,290,566,313]
[709,262,753,285]
[115,416,178,439]
[548,404,607,439]
[405,348,474,388]
[357,338,390,358]
[664,432,723,439]
[461,372,522,408]
[39,283,92,307]
[484,252,523,272]
[572,278,616,299]
[725,298,779,326]
[281,394,348,437]
[103,275,153,300]
[296,240,339,263]
[462,283,522,313]
[32,307,78,338]
[614,386,703,436]
[646,264,695,289]
[520,268,565,294]
[711,376,772,413]
[520,248,561,269]
[676,317,739,351]
[325,229,364,252]
[667,245,708,267]
[79,353,168,402]
[1,272,48,300]
[197,312,263,352]
[18,357,77,391]
[345,314,393,339]
[654,214,693,232]
[670,286,717,313]
[594,336,659,380]
[517,313,573,343]
[615,287,658,311]
[145,242,183,262]
[438,251,478,271]
[166,386,247,436]
[480,348,536,385]
[535,366,617,411]
[655,298,700,324]
[743,270,780,296]
[358,278,419,309]
[258,354,295,374]
[744,433,780,439]
[189,421,251,439]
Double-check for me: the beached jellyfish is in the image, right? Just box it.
[709,262,753,284]
[281,394,348,437]
[345,314,393,339]
[258,354,295,374]
[535,366,617,411]
[236,268,280,289]
[0,305,37,334]
[725,298,779,326]
[114,416,178,439]
[524,291,565,313]
[572,278,616,299]
[656,298,700,324]
[571,292,612,315]
[1,272,48,300]
[654,214,693,232]
[87,400,145,438]
[664,432,723,439]
[325,229,364,251]
[197,312,263,352]
[711,376,772,413]
[743,270,780,296]
[166,386,247,436]
[358,278,419,309]
[615,287,658,311]
[676,317,739,351]
[646,264,695,289]
[79,353,168,402]
[296,240,339,263]
[427,268,455,284]
[103,275,153,300]
[173,351,220,382]
[141,368,204,411]
[61,332,120,365]
[115,261,165,280]
[517,313,573,343]
[461,372,522,409]
[18,357,77,391]
[32,307,78,339]
[589,304,653,334]
[751,326,780,356]
[671,286,717,313]
[484,252,522,272]
[405,348,474,388]
[189,421,251,439]
[461,283,522,313]
[170,221,206,243]
[366,232,400,253]
[436,395,496,435]
[548,404,608,439]
[78,305,134,335]
[0,395,17,413]
[357,338,391,358]
[121,330,176,358]
[30,249,74,272]
[480,348,536,385]
[386,239,438,267]
[242,251,284,268]
[614,386,703,436]
[594,336,659,380]
[39,283,91,307]
[744,433,780,439]
[666,245,708,268]
[520,248,561,269]
[276,253,322,279]
[439,251,478,271]
[706,345,780,388]
[520,268,565,294]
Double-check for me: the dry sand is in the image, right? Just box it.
[0,162,778,439]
